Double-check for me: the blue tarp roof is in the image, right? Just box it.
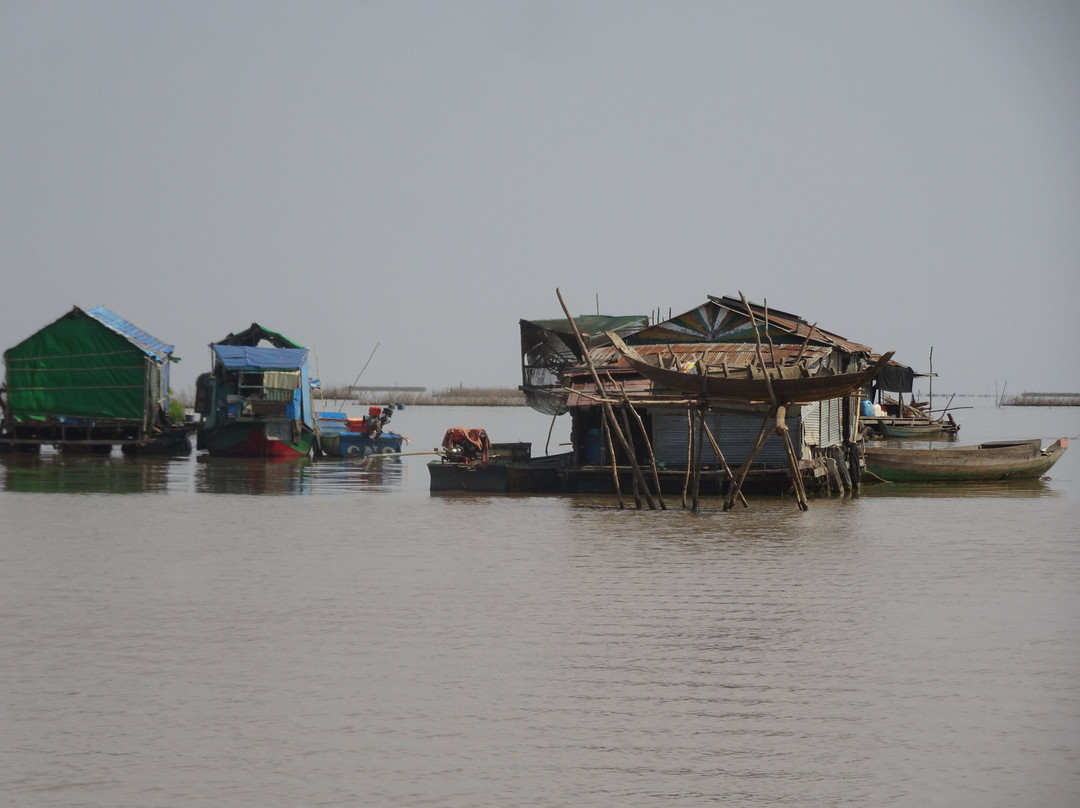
[212,344,309,370]
[87,305,175,361]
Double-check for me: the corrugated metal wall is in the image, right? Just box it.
[651,408,803,467]
[801,398,843,448]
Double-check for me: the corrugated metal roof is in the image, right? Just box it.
[86,305,174,361]
[708,296,872,354]
[212,344,309,370]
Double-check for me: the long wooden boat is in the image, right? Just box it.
[605,332,894,404]
[863,437,1067,483]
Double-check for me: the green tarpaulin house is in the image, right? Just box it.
[3,306,176,428]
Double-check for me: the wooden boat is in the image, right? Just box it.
[606,332,894,403]
[863,438,1068,483]
[427,427,571,492]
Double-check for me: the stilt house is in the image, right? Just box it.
[522,294,889,496]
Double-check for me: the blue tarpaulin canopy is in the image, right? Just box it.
[212,345,309,370]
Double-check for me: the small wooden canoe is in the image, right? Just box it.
[863,437,1068,483]
[605,331,894,404]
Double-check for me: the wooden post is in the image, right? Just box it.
[557,289,657,510]
[763,298,779,371]
[793,321,818,366]
[776,405,809,511]
[741,291,809,511]
[615,383,667,510]
[692,404,705,512]
[601,414,624,509]
[740,291,779,406]
[682,405,693,509]
[618,405,643,509]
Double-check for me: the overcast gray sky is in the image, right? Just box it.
[3,1,1078,398]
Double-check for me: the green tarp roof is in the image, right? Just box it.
[3,306,170,422]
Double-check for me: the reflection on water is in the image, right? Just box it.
[0,452,177,494]
[194,454,405,495]
[1,450,408,496]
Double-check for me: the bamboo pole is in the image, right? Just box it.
[692,404,705,512]
[775,404,809,510]
[794,321,818,366]
[601,414,625,509]
[682,406,693,509]
[334,343,380,410]
[615,379,667,510]
[763,298,778,371]
[741,291,809,510]
[557,289,657,509]
[618,404,642,509]
[739,291,779,406]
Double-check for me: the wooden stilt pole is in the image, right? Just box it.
[618,405,642,509]
[692,404,705,512]
[617,384,667,510]
[557,289,657,510]
[682,405,693,509]
[775,404,809,510]
[601,414,624,509]
[741,290,808,511]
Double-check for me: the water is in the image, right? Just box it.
[2,402,1078,807]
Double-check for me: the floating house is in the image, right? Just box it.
[0,306,187,454]
[521,294,892,506]
[195,324,317,458]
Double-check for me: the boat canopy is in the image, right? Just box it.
[212,345,309,371]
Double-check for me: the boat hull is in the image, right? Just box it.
[200,420,314,459]
[863,438,1067,483]
[319,431,404,458]
[428,452,572,493]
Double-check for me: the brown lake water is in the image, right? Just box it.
[2,402,1078,806]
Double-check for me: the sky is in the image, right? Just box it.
[2,1,1078,399]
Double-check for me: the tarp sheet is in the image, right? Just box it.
[4,307,162,421]
[874,363,916,393]
[212,345,309,370]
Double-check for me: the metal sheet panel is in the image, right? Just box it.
[801,398,842,448]
[651,408,801,467]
